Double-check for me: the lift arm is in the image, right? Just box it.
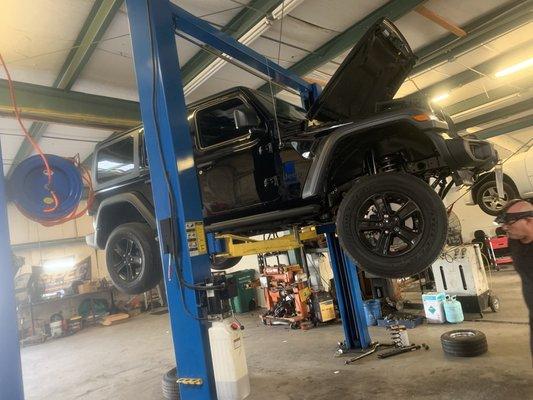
[170,3,321,110]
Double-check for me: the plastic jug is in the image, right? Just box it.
[208,320,250,400]
[444,295,464,323]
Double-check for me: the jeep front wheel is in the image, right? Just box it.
[105,222,162,294]
[336,173,447,278]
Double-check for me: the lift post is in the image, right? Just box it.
[126,1,217,398]
[320,225,371,350]
[0,147,25,400]
[125,1,367,398]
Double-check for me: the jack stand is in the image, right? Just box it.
[318,224,371,352]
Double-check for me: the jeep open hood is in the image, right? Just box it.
[306,18,416,122]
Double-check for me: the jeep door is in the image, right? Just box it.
[193,95,279,217]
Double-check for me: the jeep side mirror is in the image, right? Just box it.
[234,109,260,130]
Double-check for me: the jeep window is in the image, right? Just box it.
[255,91,306,123]
[196,98,258,148]
[96,136,135,183]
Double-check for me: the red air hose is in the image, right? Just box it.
[0,52,94,226]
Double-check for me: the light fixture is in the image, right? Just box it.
[184,0,305,96]
[43,256,75,273]
[431,92,450,103]
[495,57,533,78]
[450,92,521,119]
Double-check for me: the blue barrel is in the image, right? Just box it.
[363,299,382,326]
[444,296,464,323]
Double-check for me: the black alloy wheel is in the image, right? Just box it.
[356,192,423,257]
[106,223,162,294]
[337,173,448,278]
[110,237,143,283]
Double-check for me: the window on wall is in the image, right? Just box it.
[96,136,135,183]
[196,98,259,148]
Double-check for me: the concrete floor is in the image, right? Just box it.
[21,269,532,400]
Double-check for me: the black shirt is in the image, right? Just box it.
[509,239,533,308]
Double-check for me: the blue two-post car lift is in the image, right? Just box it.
[0,1,370,399]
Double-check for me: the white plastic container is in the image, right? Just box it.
[208,320,250,400]
[422,292,446,323]
[50,321,63,337]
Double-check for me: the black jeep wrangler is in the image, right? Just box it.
[87,19,497,294]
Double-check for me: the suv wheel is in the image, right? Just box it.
[336,173,447,278]
[105,222,162,294]
[475,180,518,216]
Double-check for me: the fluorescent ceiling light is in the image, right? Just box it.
[184,0,305,96]
[451,92,521,119]
[44,257,75,273]
[495,57,533,77]
[431,92,450,103]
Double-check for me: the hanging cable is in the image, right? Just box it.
[0,52,57,212]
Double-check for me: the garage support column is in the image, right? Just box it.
[126,1,216,399]
[0,146,25,400]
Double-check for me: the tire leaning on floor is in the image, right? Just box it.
[162,367,179,400]
[441,329,488,357]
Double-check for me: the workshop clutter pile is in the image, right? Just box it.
[258,263,336,329]
[14,258,162,347]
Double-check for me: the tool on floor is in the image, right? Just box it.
[344,342,395,364]
[378,344,422,359]
[388,324,410,347]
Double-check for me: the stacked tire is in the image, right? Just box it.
[441,329,488,357]
[162,367,179,400]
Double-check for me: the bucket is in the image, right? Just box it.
[444,295,464,323]
[363,299,382,326]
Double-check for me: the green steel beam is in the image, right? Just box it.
[475,115,533,139]
[444,81,531,116]
[408,41,532,99]
[455,99,533,131]
[181,0,283,86]
[8,0,123,174]
[258,0,425,93]
[0,79,140,129]
[411,0,531,76]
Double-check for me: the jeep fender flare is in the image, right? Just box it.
[302,111,448,199]
[94,193,156,249]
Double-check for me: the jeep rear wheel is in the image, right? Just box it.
[336,173,447,278]
[106,223,162,294]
